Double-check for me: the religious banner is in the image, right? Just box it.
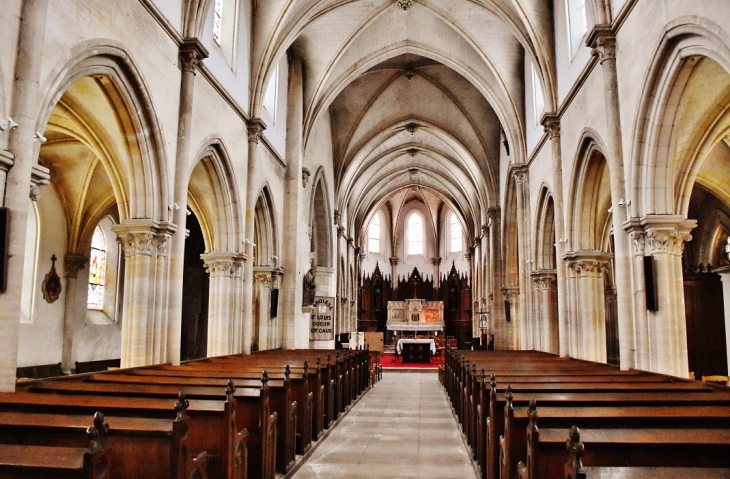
[310,296,335,341]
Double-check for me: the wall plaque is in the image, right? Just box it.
[310,296,335,341]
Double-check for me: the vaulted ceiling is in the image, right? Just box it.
[249,0,559,244]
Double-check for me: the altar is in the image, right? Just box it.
[386,299,445,332]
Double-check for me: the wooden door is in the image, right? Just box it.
[683,273,728,378]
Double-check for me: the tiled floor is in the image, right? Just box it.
[291,371,478,479]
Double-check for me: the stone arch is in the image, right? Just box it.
[36,40,169,223]
[533,185,556,270]
[630,20,730,217]
[308,168,332,268]
[189,138,243,253]
[567,133,612,251]
[253,185,278,267]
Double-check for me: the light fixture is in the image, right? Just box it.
[0,117,18,131]
[35,131,47,143]
[618,199,631,207]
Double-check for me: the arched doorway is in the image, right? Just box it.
[181,211,208,361]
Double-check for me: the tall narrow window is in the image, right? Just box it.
[408,213,423,255]
[565,0,588,57]
[725,235,730,262]
[213,0,223,44]
[369,214,381,253]
[450,212,462,253]
[531,63,544,126]
[87,225,107,310]
[263,63,279,125]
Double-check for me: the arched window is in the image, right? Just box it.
[263,63,279,125]
[408,212,423,255]
[212,0,239,67]
[565,0,587,57]
[450,212,462,253]
[531,62,544,126]
[725,235,730,262]
[20,201,40,323]
[369,213,380,253]
[87,225,107,310]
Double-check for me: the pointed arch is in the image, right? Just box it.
[36,40,170,223]
[534,185,557,270]
[308,167,333,268]
[254,185,279,267]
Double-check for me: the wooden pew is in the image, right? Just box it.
[0,411,114,479]
[75,359,121,374]
[560,426,730,479]
[16,362,64,380]
[0,388,251,479]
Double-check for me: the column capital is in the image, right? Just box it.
[253,265,274,287]
[530,268,557,288]
[481,225,489,236]
[509,164,529,184]
[541,113,561,139]
[337,226,346,238]
[502,286,519,303]
[63,254,88,278]
[201,251,237,277]
[247,118,267,144]
[564,250,613,276]
[640,215,696,256]
[179,38,209,73]
[302,167,311,188]
[347,237,354,247]
[623,218,646,256]
[487,207,500,226]
[587,25,616,65]
[431,256,441,266]
[389,256,399,266]
[113,219,164,257]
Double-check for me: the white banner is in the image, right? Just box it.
[310,296,335,341]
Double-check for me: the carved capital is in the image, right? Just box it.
[481,225,489,236]
[541,113,560,139]
[623,218,645,257]
[201,251,237,277]
[502,286,519,303]
[530,269,557,289]
[155,221,177,257]
[113,220,161,258]
[179,39,208,73]
[564,250,613,277]
[30,164,50,201]
[247,118,266,144]
[347,237,354,246]
[510,164,529,185]
[431,256,441,266]
[253,266,273,287]
[396,0,413,11]
[63,254,88,278]
[640,215,696,256]
[587,26,616,65]
[338,226,346,239]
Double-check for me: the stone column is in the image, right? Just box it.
[252,266,273,351]
[202,251,237,356]
[624,219,650,370]
[242,119,266,353]
[641,215,696,378]
[481,225,489,311]
[337,226,347,334]
[511,165,530,349]
[715,266,730,372]
[588,27,634,370]
[0,0,48,392]
[280,55,306,349]
[542,114,570,357]
[347,237,354,333]
[113,220,166,368]
[61,255,87,373]
[488,208,504,348]
[151,223,175,364]
[166,39,208,365]
[530,269,558,353]
[431,257,441,291]
[564,251,612,363]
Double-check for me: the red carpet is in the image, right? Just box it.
[380,353,439,369]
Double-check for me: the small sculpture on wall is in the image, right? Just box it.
[42,254,62,303]
[303,261,317,306]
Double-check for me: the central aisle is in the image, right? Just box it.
[291,371,478,479]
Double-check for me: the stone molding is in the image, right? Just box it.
[63,254,88,278]
[201,251,237,277]
[430,256,441,265]
[502,286,519,303]
[337,226,346,238]
[639,215,696,256]
[623,218,645,256]
[563,250,613,276]
[334,210,340,226]
[530,269,557,288]
[247,118,266,144]
[541,113,560,139]
[179,38,208,73]
[253,265,274,287]
[113,220,165,258]
[587,25,616,65]
[389,256,399,266]
[510,164,529,184]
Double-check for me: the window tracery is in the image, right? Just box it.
[87,225,107,310]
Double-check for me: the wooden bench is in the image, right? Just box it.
[0,411,114,479]
[16,362,65,380]
[75,359,121,374]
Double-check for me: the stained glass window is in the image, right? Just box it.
[450,212,462,253]
[369,214,380,253]
[87,225,107,310]
[213,0,223,45]
[408,213,423,255]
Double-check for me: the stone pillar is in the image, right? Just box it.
[624,219,650,370]
[542,114,570,357]
[337,226,347,334]
[502,287,519,349]
[488,208,505,349]
[242,119,266,353]
[0,0,48,391]
[431,257,441,291]
[61,255,87,373]
[716,266,730,373]
[113,220,167,368]
[269,267,283,349]
[201,252,237,356]
[252,266,273,351]
[280,55,307,349]
[166,39,208,365]
[564,251,612,363]
[530,269,558,353]
[347,237,354,333]
[641,215,696,378]
[511,165,530,349]
[481,225,489,310]
[151,223,175,364]
[588,27,634,370]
